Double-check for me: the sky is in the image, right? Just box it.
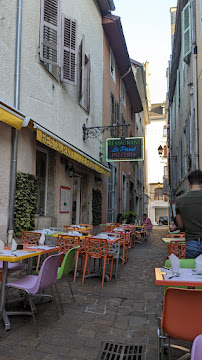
[114,0,177,104]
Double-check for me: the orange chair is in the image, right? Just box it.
[21,231,41,271]
[73,236,86,282]
[167,240,186,259]
[135,224,148,242]
[158,288,202,360]
[103,223,116,232]
[63,225,80,231]
[167,233,185,238]
[21,231,41,244]
[58,235,80,254]
[82,237,112,286]
[78,224,93,235]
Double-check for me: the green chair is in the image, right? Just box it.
[57,246,80,307]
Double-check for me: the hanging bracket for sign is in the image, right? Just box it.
[106,137,144,162]
[82,123,131,140]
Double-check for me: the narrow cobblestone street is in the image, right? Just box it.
[0,227,181,360]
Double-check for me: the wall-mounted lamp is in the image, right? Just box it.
[158,145,163,156]
[67,166,74,178]
[95,176,102,186]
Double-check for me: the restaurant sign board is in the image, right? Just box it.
[106,137,144,162]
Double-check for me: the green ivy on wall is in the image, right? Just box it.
[92,188,102,226]
[14,172,37,236]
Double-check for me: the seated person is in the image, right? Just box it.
[116,213,122,224]
[143,213,152,232]
[126,213,134,225]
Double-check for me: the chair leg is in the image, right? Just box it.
[126,245,129,262]
[115,257,119,279]
[74,252,79,282]
[102,256,107,286]
[36,255,41,272]
[27,292,38,337]
[54,283,64,314]
[67,278,75,303]
[122,245,125,266]
[110,257,114,281]
[88,257,91,274]
[82,254,88,284]
[50,284,60,320]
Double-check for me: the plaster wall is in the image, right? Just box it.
[0,0,103,162]
[145,118,167,184]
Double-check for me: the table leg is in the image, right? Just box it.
[0,262,10,330]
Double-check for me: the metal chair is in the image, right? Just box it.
[6,253,62,336]
[158,288,202,360]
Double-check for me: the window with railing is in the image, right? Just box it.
[154,188,163,200]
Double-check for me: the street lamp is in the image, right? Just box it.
[158,145,163,156]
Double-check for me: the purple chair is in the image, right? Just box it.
[191,335,202,360]
[6,253,62,336]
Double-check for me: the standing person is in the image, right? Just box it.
[142,213,153,240]
[176,170,202,258]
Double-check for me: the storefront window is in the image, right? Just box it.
[36,149,48,215]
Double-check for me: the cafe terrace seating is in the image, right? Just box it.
[82,237,113,287]
[157,287,202,360]
[167,233,185,238]
[6,253,62,337]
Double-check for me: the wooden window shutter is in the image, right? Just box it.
[80,36,85,105]
[61,14,78,85]
[40,0,61,66]
[182,1,191,62]
[87,57,91,112]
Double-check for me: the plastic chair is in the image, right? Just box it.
[112,231,129,266]
[167,233,185,238]
[191,334,202,360]
[58,235,80,254]
[78,224,93,235]
[6,253,62,336]
[82,237,111,286]
[74,237,86,282]
[158,288,202,360]
[57,246,79,303]
[21,231,42,272]
[103,223,117,232]
[168,240,186,258]
[107,239,120,279]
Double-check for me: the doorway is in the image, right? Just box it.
[72,177,81,224]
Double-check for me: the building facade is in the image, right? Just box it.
[0,0,115,242]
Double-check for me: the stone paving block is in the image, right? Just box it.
[36,343,70,357]
[68,348,98,360]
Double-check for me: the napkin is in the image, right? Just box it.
[195,254,202,274]
[169,253,180,275]
[39,233,45,245]
[11,238,17,251]
[0,240,4,253]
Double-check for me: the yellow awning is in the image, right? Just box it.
[36,128,110,177]
[0,101,27,130]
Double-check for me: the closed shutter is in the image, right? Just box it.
[80,36,85,106]
[182,1,191,61]
[86,57,91,112]
[61,14,78,85]
[40,0,61,66]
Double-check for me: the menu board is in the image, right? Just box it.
[60,186,70,213]
[106,137,144,162]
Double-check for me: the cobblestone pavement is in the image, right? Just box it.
[0,227,190,359]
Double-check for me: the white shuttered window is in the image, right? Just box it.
[40,0,61,66]
[79,36,91,111]
[182,1,191,62]
[61,15,78,85]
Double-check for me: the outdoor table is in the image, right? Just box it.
[162,237,185,244]
[0,249,42,330]
[154,267,202,287]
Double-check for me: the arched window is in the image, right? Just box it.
[154,188,163,200]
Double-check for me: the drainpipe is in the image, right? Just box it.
[194,46,199,169]
[118,67,131,212]
[7,0,22,244]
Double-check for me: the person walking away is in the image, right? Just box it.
[176,170,202,258]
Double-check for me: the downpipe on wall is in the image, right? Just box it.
[7,0,22,244]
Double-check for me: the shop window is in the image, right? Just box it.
[36,149,48,215]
